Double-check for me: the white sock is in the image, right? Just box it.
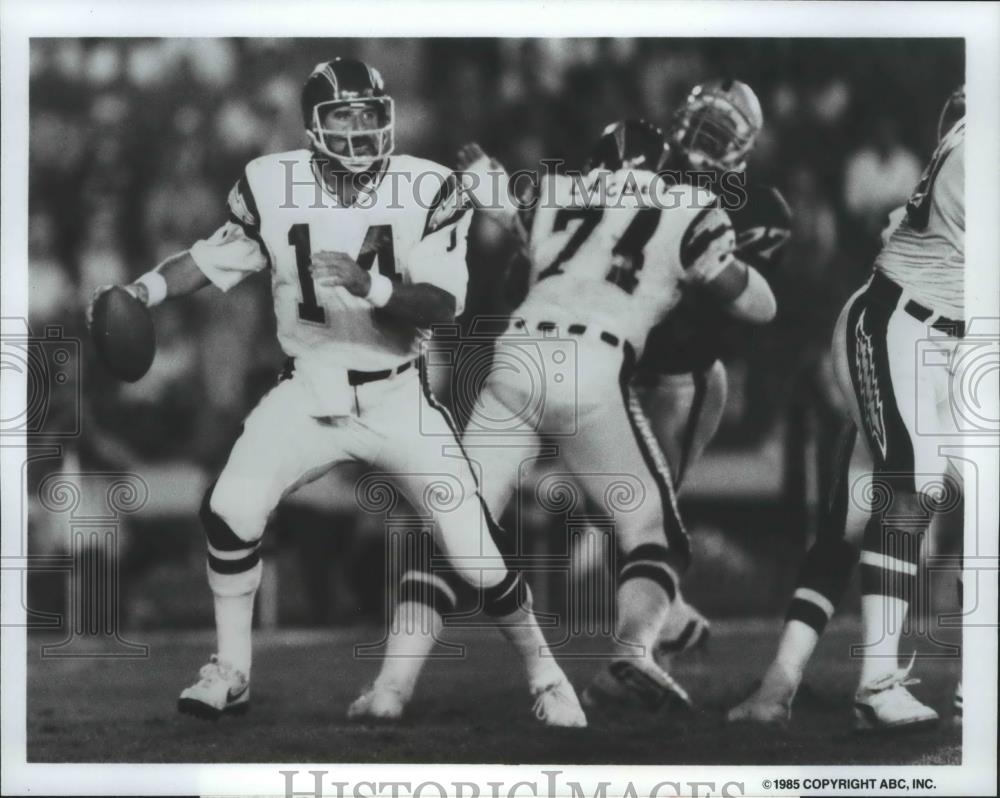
[496,605,564,692]
[214,592,255,677]
[614,578,672,661]
[373,601,441,701]
[761,620,819,701]
[859,594,908,686]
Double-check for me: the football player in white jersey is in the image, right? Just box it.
[87,58,585,727]
[350,119,778,720]
[639,79,789,660]
[729,86,967,732]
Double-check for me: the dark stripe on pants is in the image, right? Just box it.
[676,367,709,486]
[416,358,525,616]
[416,358,511,554]
[845,284,916,489]
[618,344,691,572]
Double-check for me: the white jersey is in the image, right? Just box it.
[517,170,736,355]
[876,120,964,319]
[190,149,472,376]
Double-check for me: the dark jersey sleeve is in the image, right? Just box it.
[727,183,793,274]
[638,182,791,377]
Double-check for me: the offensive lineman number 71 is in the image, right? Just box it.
[288,223,397,324]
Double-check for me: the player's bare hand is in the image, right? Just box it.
[310,251,371,297]
[456,142,488,172]
[86,283,145,329]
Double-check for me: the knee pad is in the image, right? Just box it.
[786,537,859,633]
[201,480,263,588]
[398,569,459,618]
[482,570,531,617]
[618,543,680,602]
[206,476,269,544]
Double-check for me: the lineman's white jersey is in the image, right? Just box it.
[190,149,472,377]
[517,169,737,355]
[875,120,964,318]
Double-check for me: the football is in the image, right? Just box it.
[90,286,156,382]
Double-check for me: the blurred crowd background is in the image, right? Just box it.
[25,37,963,631]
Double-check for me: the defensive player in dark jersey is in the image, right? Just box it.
[638,79,792,659]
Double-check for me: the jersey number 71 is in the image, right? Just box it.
[287,223,397,323]
[537,207,662,295]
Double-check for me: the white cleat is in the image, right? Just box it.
[347,683,408,722]
[177,655,249,721]
[582,658,692,715]
[654,596,711,666]
[853,656,939,733]
[952,681,962,726]
[531,676,587,728]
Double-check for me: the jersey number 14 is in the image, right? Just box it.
[287,223,397,324]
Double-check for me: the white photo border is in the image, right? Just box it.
[2,1,998,795]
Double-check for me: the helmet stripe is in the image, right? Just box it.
[322,63,339,95]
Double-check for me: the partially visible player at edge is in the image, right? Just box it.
[729,85,966,731]
[86,57,586,728]
[349,118,777,721]
[637,79,792,660]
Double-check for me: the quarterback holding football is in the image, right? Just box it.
[87,57,586,728]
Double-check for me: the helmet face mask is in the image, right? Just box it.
[671,80,763,173]
[301,58,395,174]
[308,97,394,173]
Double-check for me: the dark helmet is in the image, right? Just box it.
[586,118,669,173]
[301,58,394,172]
[937,85,965,142]
[669,78,763,173]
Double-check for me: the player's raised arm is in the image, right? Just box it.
[455,142,527,243]
[680,205,776,324]
[718,262,777,323]
[86,171,271,324]
[133,251,211,303]
[85,250,208,327]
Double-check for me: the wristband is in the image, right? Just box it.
[365,272,394,308]
[135,271,168,307]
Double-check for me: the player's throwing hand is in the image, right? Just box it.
[455,142,488,172]
[310,250,371,296]
[85,283,147,329]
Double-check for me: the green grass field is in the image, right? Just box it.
[27,619,961,764]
